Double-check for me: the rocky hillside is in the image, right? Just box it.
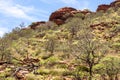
[28,0,120,28]
[0,0,120,80]
[49,7,91,25]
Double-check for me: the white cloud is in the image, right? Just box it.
[0,0,37,21]
[0,31,5,37]
[0,27,9,37]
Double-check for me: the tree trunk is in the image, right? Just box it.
[115,74,118,80]
[101,75,107,80]
[75,77,81,80]
[26,52,29,59]
[109,76,114,80]
[89,66,92,80]
[1,53,4,61]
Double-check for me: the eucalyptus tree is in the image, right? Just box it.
[69,18,108,80]
[0,37,11,62]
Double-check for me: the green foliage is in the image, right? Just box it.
[0,68,12,79]
[62,70,73,76]
[72,66,89,79]
[0,4,120,80]
[41,53,53,60]
[26,73,44,80]
[112,42,120,52]
[73,13,85,19]
[36,69,50,75]
[45,56,60,67]
[94,56,120,79]
[4,77,15,80]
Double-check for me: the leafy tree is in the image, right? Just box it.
[13,38,30,59]
[45,37,56,54]
[44,30,58,54]
[0,37,11,61]
[64,18,82,38]
[70,19,108,80]
[94,56,120,80]
[48,40,55,54]
[73,13,85,20]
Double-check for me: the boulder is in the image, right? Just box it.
[49,7,77,25]
[97,0,120,12]
[97,4,110,12]
[110,0,120,7]
[29,21,46,29]
[14,68,29,80]
[49,7,92,25]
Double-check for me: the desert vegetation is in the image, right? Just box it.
[0,1,120,80]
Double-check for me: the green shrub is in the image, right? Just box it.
[36,69,50,75]
[62,70,73,76]
[26,73,44,80]
[41,53,53,60]
[45,56,60,67]
[5,77,16,80]
[56,64,67,69]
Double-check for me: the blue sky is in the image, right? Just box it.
[0,0,114,36]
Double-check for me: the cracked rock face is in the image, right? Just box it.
[97,4,110,12]
[110,0,120,7]
[97,0,120,12]
[49,7,77,25]
[49,7,91,25]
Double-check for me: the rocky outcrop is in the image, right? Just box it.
[97,0,120,12]
[90,21,119,39]
[49,7,91,25]
[90,21,119,30]
[14,67,29,80]
[49,7,77,25]
[28,0,120,27]
[22,58,40,64]
[0,61,8,65]
[97,4,110,12]
[110,0,120,7]
[29,21,46,29]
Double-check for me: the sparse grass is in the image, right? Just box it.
[0,2,120,80]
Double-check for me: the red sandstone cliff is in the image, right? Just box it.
[97,0,120,12]
[97,4,110,12]
[49,7,77,25]
[29,21,46,29]
[49,7,91,25]
[28,0,120,28]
